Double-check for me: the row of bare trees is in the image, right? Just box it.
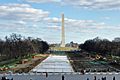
[80,37,120,56]
[0,33,49,60]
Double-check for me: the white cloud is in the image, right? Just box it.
[17,21,26,25]
[64,0,120,10]
[102,16,110,20]
[0,3,50,35]
[0,3,60,37]
[0,23,27,32]
[25,0,120,10]
[0,3,119,34]
[44,17,120,32]
[44,17,61,23]
[47,25,61,30]
[25,0,61,3]
[0,3,119,43]
[0,3,49,22]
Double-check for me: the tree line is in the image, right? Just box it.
[80,37,120,56]
[0,33,49,60]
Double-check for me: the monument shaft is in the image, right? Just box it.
[61,14,65,47]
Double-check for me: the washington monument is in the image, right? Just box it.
[60,13,65,47]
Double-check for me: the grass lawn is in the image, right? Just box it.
[0,53,49,73]
[50,47,78,51]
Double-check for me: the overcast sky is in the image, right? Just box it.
[0,0,120,43]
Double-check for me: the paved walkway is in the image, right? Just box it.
[0,73,120,80]
[31,55,74,72]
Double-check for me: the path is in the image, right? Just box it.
[31,55,74,72]
[0,73,120,80]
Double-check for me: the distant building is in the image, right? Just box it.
[66,41,79,48]
[112,37,120,42]
[49,44,60,47]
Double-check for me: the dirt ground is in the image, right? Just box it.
[67,52,118,72]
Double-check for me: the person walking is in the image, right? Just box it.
[113,76,115,80]
[101,77,104,80]
[62,75,64,80]
[104,77,106,80]
[94,76,96,80]
[29,78,32,80]
[45,72,48,78]
[1,76,6,80]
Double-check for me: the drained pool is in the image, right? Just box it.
[31,55,74,72]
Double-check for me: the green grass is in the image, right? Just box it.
[50,47,78,51]
[0,58,19,68]
[0,53,39,68]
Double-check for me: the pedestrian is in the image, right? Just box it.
[113,76,115,80]
[101,77,104,80]
[62,75,64,80]
[45,72,48,77]
[84,69,86,74]
[30,78,32,80]
[104,77,106,80]
[87,78,89,80]
[94,76,96,80]
[81,69,85,74]
[101,77,106,80]
[1,76,6,80]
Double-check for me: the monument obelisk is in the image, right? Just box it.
[60,13,65,47]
